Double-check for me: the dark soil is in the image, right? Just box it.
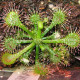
[39,69,80,80]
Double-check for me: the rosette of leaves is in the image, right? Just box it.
[1,9,79,67]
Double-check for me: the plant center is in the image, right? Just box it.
[33,37,41,45]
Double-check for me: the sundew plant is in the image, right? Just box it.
[1,9,80,68]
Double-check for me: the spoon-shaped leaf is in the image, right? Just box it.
[4,38,33,52]
[1,53,17,65]
[30,14,40,24]
[52,9,66,25]
[5,11,33,37]
[5,11,20,26]
[41,9,66,37]
[42,33,80,47]
[4,38,18,51]
[62,32,80,47]
[1,42,35,65]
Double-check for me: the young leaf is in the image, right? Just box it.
[30,14,40,24]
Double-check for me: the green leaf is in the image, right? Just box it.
[63,32,80,47]
[5,11,21,26]
[30,14,40,24]
[53,9,65,24]
[4,38,18,51]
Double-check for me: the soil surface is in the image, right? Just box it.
[0,67,80,80]
[39,69,80,80]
